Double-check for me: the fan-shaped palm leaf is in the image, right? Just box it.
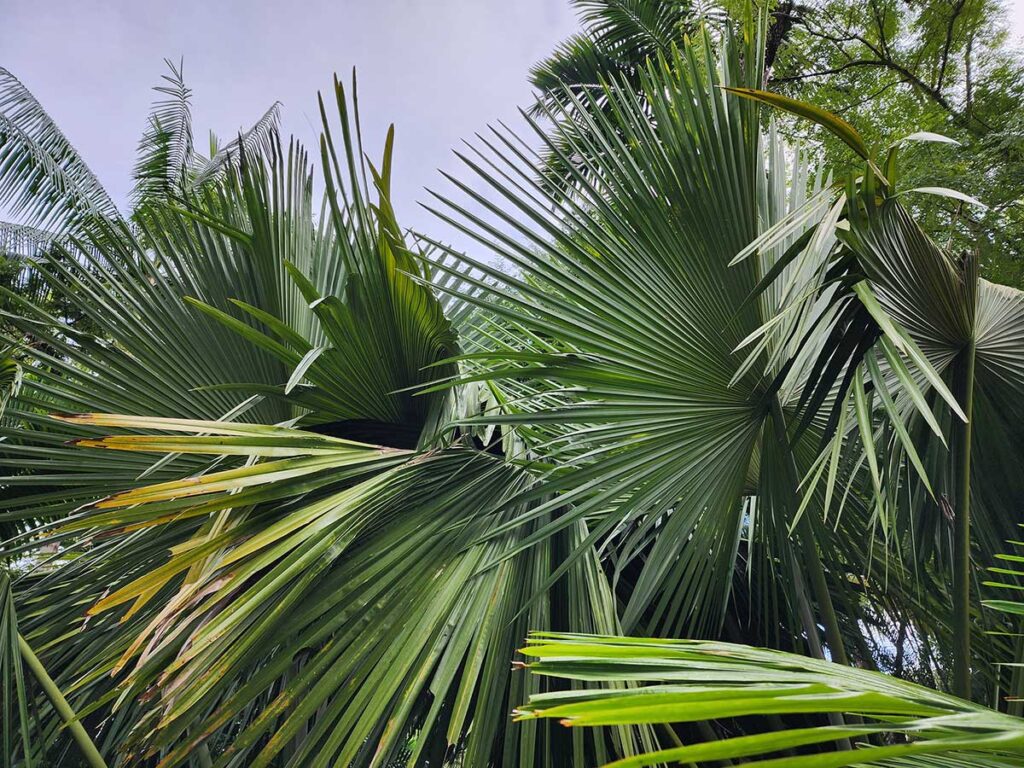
[725,87,1024,699]
[0,73,656,766]
[425,17,889,673]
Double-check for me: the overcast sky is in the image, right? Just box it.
[3,1,1024,246]
[1009,0,1024,39]
[1,0,580,243]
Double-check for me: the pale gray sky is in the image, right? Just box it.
[1011,0,1024,39]
[1,1,579,242]
[3,1,1024,246]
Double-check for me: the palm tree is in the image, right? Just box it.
[0,59,280,257]
[528,0,708,191]
[512,542,1024,766]
[2,8,1024,768]
[0,59,282,357]
[0,70,657,766]
[722,84,1024,700]
[530,0,702,112]
[428,14,978,674]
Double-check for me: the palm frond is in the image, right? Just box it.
[55,422,654,767]
[190,101,282,189]
[0,572,107,768]
[0,220,61,259]
[517,632,1024,768]
[0,347,21,418]
[727,87,1024,699]
[131,58,194,207]
[427,17,878,658]
[0,72,661,766]
[0,67,118,233]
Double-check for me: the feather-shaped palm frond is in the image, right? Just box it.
[189,101,282,190]
[530,0,705,115]
[0,68,118,234]
[131,59,195,208]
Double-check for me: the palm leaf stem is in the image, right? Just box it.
[768,398,854,750]
[1010,628,1024,717]
[17,633,107,768]
[196,744,213,768]
[769,397,851,667]
[952,337,977,700]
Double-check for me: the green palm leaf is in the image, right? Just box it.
[0,347,20,418]
[0,67,118,233]
[727,90,1024,697]
[425,16,884,667]
[189,100,281,190]
[131,59,195,208]
[0,71,657,766]
[0,573,107,768]
[517,632,1024,768]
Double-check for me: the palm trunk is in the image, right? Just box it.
[951,339,976,700]
[18,633,108,768]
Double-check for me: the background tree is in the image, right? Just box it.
[769,0,1024,286]
[535,0,1024,287]
[528,0,711,186]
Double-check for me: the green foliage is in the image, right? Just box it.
[0,68,117,235]
[517,632,1024,767]
[0,347,19,418]
[0,69,658,766]
[536,0,1024,284]
[1,3,1024,767]
[530,0,703,108]
[770,0,1024,286]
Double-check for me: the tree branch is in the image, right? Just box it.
[937,0,968,92]
[772,59,886,83]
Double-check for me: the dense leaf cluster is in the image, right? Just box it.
[1,3,1024,767]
